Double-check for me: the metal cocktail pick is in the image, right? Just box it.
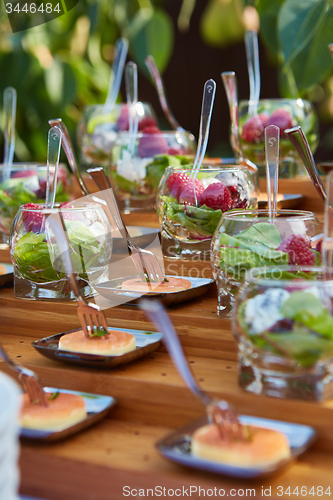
[140,300,247,442]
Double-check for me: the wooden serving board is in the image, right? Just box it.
[0,176,328,499]
[0,270,333,499]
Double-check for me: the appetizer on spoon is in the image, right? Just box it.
[141,300,293,470]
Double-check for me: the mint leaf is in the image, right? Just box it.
[48,391,60,401]
[237,222,282,248]
[280,291,333,338]
[89,327,109,338]
[110,171,139,194]
[266,327,333,367]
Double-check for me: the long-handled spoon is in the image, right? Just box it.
[48,118,90,196]
[245,30,260,116]
[221,72,243,161]
[285,126,326,202]
[140,300,246,441]
[145,55,183,131]
[125,61,139,157]
[103,37,128,114]
[0,341,47,406]
[221,72,259,184]
[265,125,280,218]
[190,79,216,205]
[45,126,62,209]
[3,86,17,181]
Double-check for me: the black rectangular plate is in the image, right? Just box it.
[20,387,116,442]
[157,415,316,478]
[96,276,214,307]
[32,327,162,368]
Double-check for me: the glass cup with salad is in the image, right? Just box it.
[234,265,333,401]
[0,163,72,246]
[77,102,158,173]
[110,128,196,213]
[238,98,319,177]
[211,209,323,316]
[10,201,112,300]
[157,164,258,260]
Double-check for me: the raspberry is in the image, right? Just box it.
[227,185,248,209]
[241,114,268,143]
[116,105,129,131]
[179,178,205,205]
[266,109,293,138]
[167,147,183,156]
[166,172,191,199]
[12,170,37,179]
[141,126,161,135]
[57,167,68,189]
[117,107,157,132]
[137,128,168,158]
[235,198,248,209]
[22,203,44,233]
[278,234,315,266]
[138,117,158,130]
[37,167,68,199]
[199,182,232,211]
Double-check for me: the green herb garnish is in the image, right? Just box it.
[48,391,60,401]
[89,327,109,338]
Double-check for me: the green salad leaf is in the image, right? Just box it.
[110,171,139,195]
[238,289,333,368]
[162,196,223,239]
[14,220,107,284]
[281,291,333,339]
[146,154,181,190]
[14,232,63,282]
[236,222,282,248]
[265,328,333,368]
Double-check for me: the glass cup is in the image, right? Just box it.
[77,102,158,172]
[211,209,323,316]
[233,265,333,401]
[238,99,319,177]
[0,163,72,246]
[10,201,112,300]
[111,129,196,213]
[157,164,258,260]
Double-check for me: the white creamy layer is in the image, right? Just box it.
[245,288,290,334]
[117,149,152,183]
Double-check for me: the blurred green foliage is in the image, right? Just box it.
[0,0,174,161]
[257,0,333,98]
[201,0,333,98]
[0,0,332,162]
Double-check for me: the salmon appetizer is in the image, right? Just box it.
[192,424,291,468]
[121,276,192,293]
[21,392,87,431]
[58,329,136,356]
[0,264,8,275]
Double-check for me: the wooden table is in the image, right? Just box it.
[1,177,333,500]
